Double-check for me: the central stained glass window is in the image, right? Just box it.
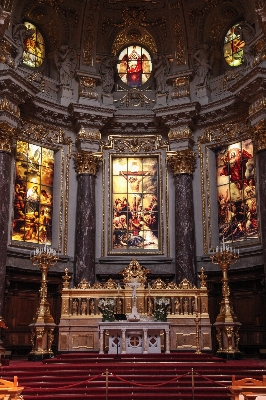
[117,45,152,87]
[112,156,159,252]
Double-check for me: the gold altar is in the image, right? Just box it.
[58,260,212,353]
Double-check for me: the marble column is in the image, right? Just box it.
[74,150,102,285]
[0,123,14,330]
[167,149,197,284]
[251,120,266,277]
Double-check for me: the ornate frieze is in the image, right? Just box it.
[101,135,168,153]
[167,149,196,175]
[74,150,103,175]
[171,77,190,99]
[0,121,15,153]
[249,95,266,116]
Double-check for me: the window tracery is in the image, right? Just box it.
[22,22,45,68]
[12,141,54,245]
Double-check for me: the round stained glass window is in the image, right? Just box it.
[224,24,245,67]
[117,45,152,88]
[23,22,45,68]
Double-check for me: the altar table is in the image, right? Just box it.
[98,321,171,354]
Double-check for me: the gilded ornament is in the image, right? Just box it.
[102,135,168,153]
[77,126,101,142]
[0,97,20,118]
[115,88,155,108]
[248,119,266,151]
[0,122,15,153]
[174,13,185,65]
[103,278,118,289]
[167,149,196,175]
[151,278,167,289]
[178,278,196,289]
[168,126,192,140]
[79,77,98,100]
[171,77,190,99]
[198,267,207,289]
[112,27,157,56]
[77,278,91,289]
[74,150,103,176]
[119,259,151,284]
[62,268,71,289]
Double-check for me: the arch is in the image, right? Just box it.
[111,26,157,57]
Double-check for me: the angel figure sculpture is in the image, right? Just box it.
[99,56,118,94]
[152,54,169,93]
[192,44,213,87]
[54,45,77,86]
[13,23,34,67]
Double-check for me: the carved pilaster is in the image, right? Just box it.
[0,121,15,153]
[74,150,103,176]
[167,148,196,175]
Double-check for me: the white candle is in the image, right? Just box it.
[118,283,120,297]
[222,236,225,250]
[195,296,198,312]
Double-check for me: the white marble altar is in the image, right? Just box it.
[98,321,171,354]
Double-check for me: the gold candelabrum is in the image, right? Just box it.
[210,239,242,359]
[28,244,59,361]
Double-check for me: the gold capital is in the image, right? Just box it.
[0,122,15,153]
[74,150,103,175]
[167,148,196,175]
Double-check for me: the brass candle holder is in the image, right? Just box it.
[28,244,59,361]
[210,240,242,359]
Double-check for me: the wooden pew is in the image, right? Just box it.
[229,375,266,400]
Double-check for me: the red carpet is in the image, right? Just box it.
[0,353,265,399]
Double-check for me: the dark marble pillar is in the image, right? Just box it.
[0,123,14,319]
[74,150,102,285]
[257,150,266,277]
[168,149,197,285]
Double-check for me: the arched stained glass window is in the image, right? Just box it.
[117,45,152,87]
[216,139,258,245]
[223,23,245,67]
[23,22,45,68]
[12,141,54,245]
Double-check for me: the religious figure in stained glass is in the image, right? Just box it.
[111,157,159,252]
[216,140,258,244]
[118,45,152,87]
[12,141,54,245]
[22,22,45,68]
[224,22,255,67]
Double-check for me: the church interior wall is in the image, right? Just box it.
[0,0,266,355]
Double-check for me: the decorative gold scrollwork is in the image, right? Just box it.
[74,150,103,176]
[167,148,196,175]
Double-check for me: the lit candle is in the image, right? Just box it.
[216,246,218,253]
[222,236,225,251]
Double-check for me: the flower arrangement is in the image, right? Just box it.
[98,298,115,322]
[153,297,170,322]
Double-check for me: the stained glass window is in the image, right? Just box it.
[23,22,45,68]
[117,45,152,87]
[12,141,54,245]
[216,139,258,244]
[224,23,245,67]
[112,156,159,252]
